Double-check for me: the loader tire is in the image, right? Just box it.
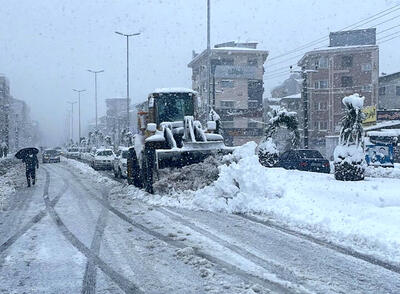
[142,147,155,194]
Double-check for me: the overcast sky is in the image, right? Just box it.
[1,0,399,145]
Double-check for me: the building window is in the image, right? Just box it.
[396,86,400,96]
[361,63,372,71]
[248,100,259,108]
[220,80,234,88]
[362,84,372,92]
[318,57,328,69]
[248,120,258,128]
[222,120,234,128]
[247,58,258,66]
[341,55,353,68]
[341,76,353,87]
[379,86,386,96]
[248,80,263,101]
[220,100,235,108]
[314,121,328,130]
[314,80,328,89]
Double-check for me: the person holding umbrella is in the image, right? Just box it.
[15,147,40,187]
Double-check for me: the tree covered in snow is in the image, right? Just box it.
[334,93,366,181]
[258,107,299,167]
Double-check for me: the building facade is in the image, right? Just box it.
[0,75,10,148]
[298,29,379,152]
[188,41,268,146]
[378,72,400,110]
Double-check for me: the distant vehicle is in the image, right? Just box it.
[277,149,330,173]
[66,147,80,159]
[113,147,129,178]
[54,146,62,155]
[81,147,95,163]
[91,149,115,170]
[42,149,61,163]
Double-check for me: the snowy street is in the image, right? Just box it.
[1,159,400,293]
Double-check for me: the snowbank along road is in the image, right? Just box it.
[1,159,400,293]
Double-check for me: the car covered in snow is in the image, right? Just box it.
[276,149,330,173]
[113,147,129,178]
[66,147,80,159]
[42,149,61,163]
[90,149,115,170]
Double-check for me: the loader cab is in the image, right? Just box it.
[148,90,197,126]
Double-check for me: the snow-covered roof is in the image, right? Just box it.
[364,120,400,131]
[298,44,378,65]
[152,88,197,94]
[281,93,301,99]
[367,129,400,137]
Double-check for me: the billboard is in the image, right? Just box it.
[362,105,376,124]
[365,144,394,167]
[214,65,258,79]
[377,110,400,121]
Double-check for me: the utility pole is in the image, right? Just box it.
[207,0,212,111]
[301,67,309,149]
[67,101,77,143]
[87,69,104,129]
[73,89,86,144]
[115,31,141,130]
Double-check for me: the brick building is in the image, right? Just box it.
[188,41,268,146]
[298,29,379,152]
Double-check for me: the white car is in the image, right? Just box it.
[67,147,80,159]
[91,149,115,170]
[113,147,129,178]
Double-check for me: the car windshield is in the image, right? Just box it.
[297,150,323,159]
[155,93,194,124]
[121,151,129,159]
[96,151,113,156]
[69,148,79,152]
[44,150,58,155]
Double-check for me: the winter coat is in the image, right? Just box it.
[23,154,39,170]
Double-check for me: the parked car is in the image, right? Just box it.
[91,149,115,170]
[42,149,61,163]
[113,147,129,178]
[276,149,330,173]
[66,147,80,159]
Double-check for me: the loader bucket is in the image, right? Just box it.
[155,141,233,169]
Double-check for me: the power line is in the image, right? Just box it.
[267,4,400,62]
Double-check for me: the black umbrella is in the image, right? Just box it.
[15,147,39,159]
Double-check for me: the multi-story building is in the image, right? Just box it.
[0,75,10,148]
[298,28,379,153]
[188,41,269,146]
[378,72,400,110]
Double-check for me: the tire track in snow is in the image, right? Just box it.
[0,174,68,255]
[42,167,144,294]
[236,213,400,275]
[81,191,109,294]
[63,165,291,294]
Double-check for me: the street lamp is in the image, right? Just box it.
[67,101,77,143]
[73,89,86,144]
[115,31,141,129]
[87,69,104,129]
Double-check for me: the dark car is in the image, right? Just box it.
[277,149,330,173]
[42,149,61,163]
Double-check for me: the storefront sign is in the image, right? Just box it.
[377,110,400,121]
[362,105,376,124]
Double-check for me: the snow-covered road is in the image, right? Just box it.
[1,160,400,293]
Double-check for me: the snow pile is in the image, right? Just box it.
[365,163,400,179]
[124,142,400,263]
[333,144,365,164]
[257,138,278,155]
[0,158,24,210]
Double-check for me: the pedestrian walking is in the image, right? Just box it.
[2,143,8,157]
[22,153,39,187]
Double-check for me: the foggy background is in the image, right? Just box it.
[0,0,398,146]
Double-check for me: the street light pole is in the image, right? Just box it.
[67,101,77,143]
[87,69,104,129]
[115,31,141,130]
[73,89,86,144]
